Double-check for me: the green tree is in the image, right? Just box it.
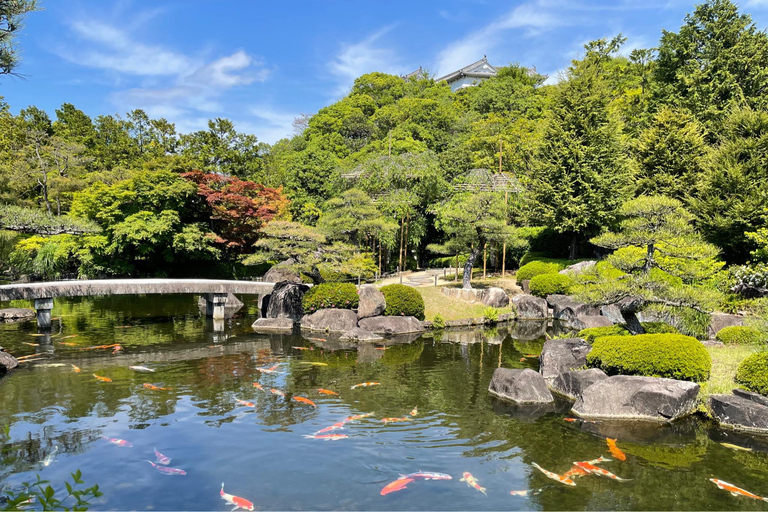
[181,118,263,179]
[317,188,397,250]
[0,0,38,76]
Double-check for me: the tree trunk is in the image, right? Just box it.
[398,216,404,271]
[569,233,578,260]
[307,268,324,285]
[404,211,410,270]
[463,246,481,290]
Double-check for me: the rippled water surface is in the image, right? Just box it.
[1,295,768,510]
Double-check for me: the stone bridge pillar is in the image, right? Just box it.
[34,297,53,330]
[205,293,228,320]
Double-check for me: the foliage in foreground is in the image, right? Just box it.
[1,469,102,511]
[640,322,679,334]
[380,284,425,320]
[735,351,768,395]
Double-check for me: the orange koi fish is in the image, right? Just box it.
[460,472,487,495]
[302,434,349,440]
[61,334,78,339]
[15,354,40,360]
[102,436,132,447]
[93,374,112,382]
[579,456,611,465]
[257,364,281,374]
[710,479,768,501]
[606,438,626,461]
[220,483,254,511]
[143,383,170,391]
[292,346,310,350]
[317,388,338,396]
[236,399,255,407]
[519,358,526,362]
[58,342,78,347]
[292,396,316,407]
[574,461,630,481]
[350,382,380,389]
[253,382,264,391]
[381,477,414,496]
[22,342,40,346]
[316,421,345,434]
[381,417,411,423]
[410,407,418,417]
[375,346,388,350]
[344,412,374,423]
[71,365,81,373]
[564,417,597,423]
[82,344,120,351]
[531,462,576,486]
[562,466,589,479]
[270,388,285,397]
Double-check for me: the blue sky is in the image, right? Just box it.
[4,0,768,144]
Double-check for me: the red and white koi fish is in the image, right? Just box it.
[292,346,310,350]
[351,382,380,389]
[581,456,611,465]
[460,472,487,495]
[710,479,768,501]
[145,460,186,475]
[112,345,123,354]
[256,365,281,374]
[302,434,349,440]
[270,388,285,397]
[154,447,171,465]
[410,407,418,417]
[71,365,81,373]
[292,396,316,407]
[236,399,255,407]
[510,488,543,497]
[381,477,414,496]
[606,438,627,461]
[317,388,338,396]
[402,471,452,481]
[562,466,589,479]
[574,461,630,481]
[93,374,112,383]
[102,436,132,447]
[253,382,264,391]
[220,483,254,511]
[129,365,155,373]
[531,462,576,486]
[381,417,411,423]
[316,421,345,434]
[344,412,374,423]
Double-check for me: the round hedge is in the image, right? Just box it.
[578,325,629,343]
[587,333,711,382]
[515,261,563,282]
[529,273,574,297]
[735,352,768,395]
[302,282,359,313]
[641,322,679,335]
[716,326,766,345]
[380,284,425,320]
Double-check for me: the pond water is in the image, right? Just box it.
[1,295,768,510]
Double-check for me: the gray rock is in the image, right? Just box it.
[733,388,768,408]
[552,368,608,400]
[520,280,531,294]
[512,294,549,319]
[572,375,699,421]
[539,338,591,383]
[0,351,18,372]
[616,296,644,313]
[478,287,510,308]
[339,327,384,342]
[624,312,643,334]
[358,316,425,335]
[545,294,571,309]
[559,260,596,275]
[260,294,270,317]
[600,304,626,325]
[0,308,34,320]
[301,309,358,332]
[265,281,309,321]
[264,259,302,284]
[551,298,599,321]
[357,286,386,319]
[710,394,768,432]
[251,317,294,334]
[708,313,745,338]
[488,368,554,404]
[570,315,614,330]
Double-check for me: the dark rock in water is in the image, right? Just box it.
[539,338,591,384]
[301,309,358,332]
[340,327,384,342]
[733,388,768,408]
[357,286,386,319]
[488,368,554,404]
[490,397,556,423]
[266,281,309,321]
[509,320,548,340]
[708,313,745,338]
[569,315,613,330]
[600,304,625,325]
[251,317,294,334]
[477,287,510,308]
[358,316,425,335]
[552,368,608,400]
[0,351,19,372]
[572,375,699,421]
[710,394,768,432]
[264,259,302,284]
[260,294,270,317]
[549,296,598,321]
[0,308,35,321]
[512,294,549,319]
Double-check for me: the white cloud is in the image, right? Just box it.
[243,106,301,144]
[328,26,402,96]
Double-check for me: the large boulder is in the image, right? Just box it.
[539,338,591,384]
[570,315,614,330]
[0,308,34,321]
[600,304,626,325]
[512,294,549,319]
[553,300,599,322]
[551,368,608,400]
[251,317,294,334]
[340,327,384,342]
[477,287,510,308]
[264,259,302,284]
[265,281,309,321]
[710,392,768,432]
[572,375,699,421]
[733,388,768,407]
[708,313,745,338]
[488,368,554,404]
[358,316,425,335]
[559,260,596,275]
[301,309,358,333]
[0,350,19,372]
[357,286,386,319]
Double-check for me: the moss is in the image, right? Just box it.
[515,261,563,282]
[302,282,359,313]
[587,333,712,382]
[381,284,425,320]
[716,326,766,345]
[529,273,574,297]
[578,325,629,343]
[641,322,679,334]
[735,351,768,395]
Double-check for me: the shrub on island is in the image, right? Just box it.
[302,282,359,313]
[587,333,711,382]
[716,326,766,345]
[529,273,574,297]
[381,284,425,320]
[515,261,563,282]
[641,322,679,334]
[578,325,629,343]
[735,352,768,395]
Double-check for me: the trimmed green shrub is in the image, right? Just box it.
[578,325,629,343]
[641,322,679,334]
[381,284,425,320]
[587,333,711,382]
[302,282,359,313]
[716,326,766,345]
[432,313,446,329]
[529,273,574,297]
[483,307,499,323]
[735,352,768,395]
[516,261,563,282]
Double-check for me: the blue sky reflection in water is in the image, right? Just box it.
[1,296,768,510]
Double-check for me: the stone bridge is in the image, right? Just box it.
[0,279,276,328]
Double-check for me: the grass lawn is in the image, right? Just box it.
[418,286,514,322]
[698,344,762,408]
[440,274,521,295]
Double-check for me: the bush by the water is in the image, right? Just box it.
[302,282,359,313]
[483,307,499,323]
[735,352,768,395]
[641,322,679,334]
[529,273,574,297]
[515,261,563,282]
[578,325,629,343]
[381,284,425,320]
[716,326,766,345]
[432,313,446,329]
[587,333,711,382]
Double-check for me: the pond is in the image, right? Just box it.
[0,295,767,511]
